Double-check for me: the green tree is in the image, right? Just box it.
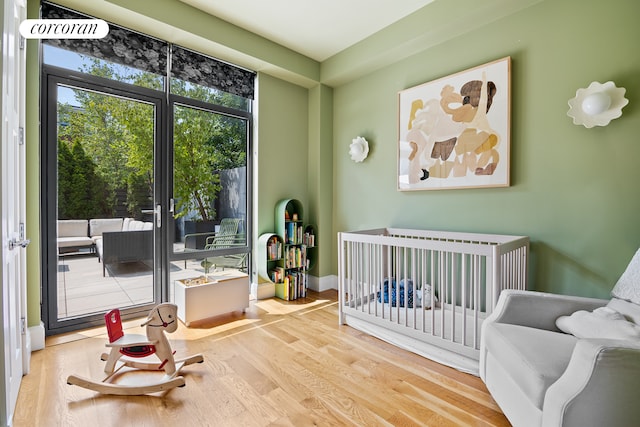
[57,139,109,219]
[59,59,156,217]
[57,57,246,223]
[210,114,247,171]
[173,104,221,221]
[171,80,246,222]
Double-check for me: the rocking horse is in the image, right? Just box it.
[67,303,204,395]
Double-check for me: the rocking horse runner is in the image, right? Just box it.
[67,303,204,395]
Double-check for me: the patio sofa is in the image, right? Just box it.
[92,218,153,276]
[56,218,153,276]
[57,219,95,253]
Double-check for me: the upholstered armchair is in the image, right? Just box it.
[480,249,640,427]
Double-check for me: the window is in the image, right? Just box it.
[40,1,254,333]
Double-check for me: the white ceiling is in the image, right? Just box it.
[179,0,436,62]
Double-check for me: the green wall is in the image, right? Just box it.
[254,73,310,282]
[24,0,640,328]
[307,84,334,278]
[25,0,42,329]
[331,0,640,298]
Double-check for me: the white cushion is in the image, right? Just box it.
[483,323,577,409]
[57,220,88,238]
[57,236,94,248]
[121,218,152,232]
[128,220,144,230]
[122,217,134,231]
[611,248,640,304]
[556,307,640,340]
[89,218,123,237]
[95,238,103,258]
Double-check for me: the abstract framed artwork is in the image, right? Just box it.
[397,56,511,191]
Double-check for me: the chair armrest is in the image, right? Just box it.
[486,289,608,331]
[184,231,217,250]
[542,339,640,427]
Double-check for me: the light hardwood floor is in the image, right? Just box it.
[13,290,509,427]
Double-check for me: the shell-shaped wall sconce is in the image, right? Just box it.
[567,81,628,128]
[349,136,369,162]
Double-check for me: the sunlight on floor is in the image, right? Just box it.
[254,298,331,315]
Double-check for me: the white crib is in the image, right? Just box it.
[337,228,529,375]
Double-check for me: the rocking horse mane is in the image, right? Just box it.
[142,303,179,337]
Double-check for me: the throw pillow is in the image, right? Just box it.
[556,306,640,340]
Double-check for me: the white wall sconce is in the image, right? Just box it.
[349,136,369,162]
[567,81,628,128]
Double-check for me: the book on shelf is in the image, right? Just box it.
[267,236,281,260]
[270,266,285,283]
[285,246,307,269]
[274,271,308,301]
[282,276,289,300]
[285,221,304,244]
[303,231,315,247]
[282,271,306,300]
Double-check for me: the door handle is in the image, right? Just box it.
[155,204,162,228]
[9,238,30,250]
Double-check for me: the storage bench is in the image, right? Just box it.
[174,271,249,326]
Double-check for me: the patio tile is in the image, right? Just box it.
[56,256,156,319]
[55,254,241,319]
[66,291,133,317]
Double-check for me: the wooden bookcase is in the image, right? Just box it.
[257,199,317,300]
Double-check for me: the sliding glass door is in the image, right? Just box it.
[43,73,253,334]
[40,4,254,334]
[43,75,164,332]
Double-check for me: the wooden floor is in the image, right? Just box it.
[13,290,509,427]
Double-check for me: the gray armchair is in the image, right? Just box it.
[480,250,640,427]
[99,230,153,277]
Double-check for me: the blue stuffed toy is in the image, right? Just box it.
[378,278,414,308]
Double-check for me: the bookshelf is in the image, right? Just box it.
[303,224,317,271]
[257,233,284,285]
[256,199,317,301]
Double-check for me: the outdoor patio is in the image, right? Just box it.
[56,251,242,319]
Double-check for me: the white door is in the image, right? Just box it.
[1,0,28,424]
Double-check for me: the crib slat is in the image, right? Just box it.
[338,228,529,372]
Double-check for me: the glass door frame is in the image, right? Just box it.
[41,67,168,334]
[166,93,253,269]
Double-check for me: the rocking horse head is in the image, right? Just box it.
[142,303,178,336]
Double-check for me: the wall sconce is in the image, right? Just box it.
[349,136,369,162]
[567,81,628,128]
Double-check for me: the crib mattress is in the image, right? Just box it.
[342,297,486,375]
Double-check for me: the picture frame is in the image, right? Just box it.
[397,56,511,191]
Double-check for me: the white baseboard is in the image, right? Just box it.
[29,322,45,351]
[251,282,275,300]
[251,275,337,299]
[307,274,337,292]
